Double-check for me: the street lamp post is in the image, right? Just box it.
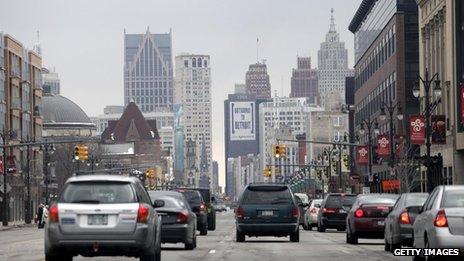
[20,138,35,224]
[412,69,442,192]
[86,156,99,173]
[379,101,404,177]
[41,144,55,206]
[358,119,380,189]
[1,130,15,226]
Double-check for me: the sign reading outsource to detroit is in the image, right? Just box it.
[230,102,255,141]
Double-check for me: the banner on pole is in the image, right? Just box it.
[431,115,446,144]
[356,146,369,165]
[409,115,426,144]
[376,134,390,157]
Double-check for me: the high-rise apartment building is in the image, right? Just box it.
[124,28,173,112]
[318,9,353,106]
[245,62,271,99]
[174,54,212,185]
[290,57,319,104]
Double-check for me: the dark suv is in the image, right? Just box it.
[235,184,300,242]
[190,188,216,231]
[317,193,357,232]
[175,189,208,235]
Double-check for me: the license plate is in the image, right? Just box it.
[261,210,274,216]
[377,221,385,226]
[88,215,108,225]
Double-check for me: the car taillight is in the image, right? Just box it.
[49,204,59,223]
[399,211,411,224]
[137,204,149,223]
[292,207,300,218]
[199,203,206,213]
[310,208,318,214]
[354,208,364,218]
[177,211,189,223]
[235,207,245,220]
[434,209,448,227]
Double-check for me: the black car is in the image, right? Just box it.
[235,183,300,242]
[148,191,197,250]
[384,193,428,252]
[317,193,357,232]
[175,189,208,235]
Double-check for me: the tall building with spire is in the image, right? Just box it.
[317,9,353,106]
[245,62,271,99]
[124,28,173,112]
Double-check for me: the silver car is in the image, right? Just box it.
[303,199,322,231]
[413,185,464,260]
[44,175,163,261]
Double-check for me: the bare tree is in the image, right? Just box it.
[396,143,422,193]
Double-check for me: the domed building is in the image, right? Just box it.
[42,94,96,137]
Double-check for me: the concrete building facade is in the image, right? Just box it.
[245,62,271,99]
[290,57,319,104]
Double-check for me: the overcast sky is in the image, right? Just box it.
[0,0,362,188]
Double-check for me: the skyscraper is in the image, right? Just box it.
[124,28,173,112]
[317,9,353,106]
[290,57,319,104]
[245,62,271,99]
[174,54,212,185]
[42,68,60,95]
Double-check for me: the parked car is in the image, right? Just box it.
[346,193,399,244]
[317,193,357,232]
[412,185,464,260]
[44,175,163,261]
[294,195,308,226]
[384,193,428,252]
[174,189,208,235]
[235,183,300,242]
[303,199,322,231]
[148,191,197,250]
[177,187,216,231]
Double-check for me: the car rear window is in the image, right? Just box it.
[179,190,202,205]
[197,189,211,204]
[241,186,292,205]
[325,195,356,208]
[442,190,464,208]
[60,181,136,204]
[359,195,398,205]
[405,194,428,207]
[157,196,186,209]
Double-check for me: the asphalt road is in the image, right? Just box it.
[0,211,410,261]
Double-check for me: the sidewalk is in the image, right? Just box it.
[0,221,35,231]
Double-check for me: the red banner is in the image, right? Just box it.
[409,115,426,144]
[382,180,400,191]
[460,83,464,123]
[432,115,446,144]
[356,146,369,165]
[376,134,390,157]
[0,158,3,174]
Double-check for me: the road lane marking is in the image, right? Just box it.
[209,249,216,254]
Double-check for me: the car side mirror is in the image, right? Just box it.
[153,200,165,208]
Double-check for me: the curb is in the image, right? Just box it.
[0,223,35,231]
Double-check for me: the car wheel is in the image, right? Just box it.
[308,224,313,231]
[424,237,435,261]
[200,223,208,236]
[46,253,72,261]
[208,211,216,231]
[236,229,245,242]
[290,229,300,242]
[317,224,326,232]
[346,227,358,245]
[384,236,391,252]
[303,222,309,231]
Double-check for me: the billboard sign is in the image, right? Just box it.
[230,102,255,141]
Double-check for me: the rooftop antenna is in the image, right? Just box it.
[329,8,336,32]
[256,37,259,63]
[33,30,41,55]
[281,76,284,97]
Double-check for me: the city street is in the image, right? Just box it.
[0,211,408,261]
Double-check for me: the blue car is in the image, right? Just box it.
[235,183,300,242]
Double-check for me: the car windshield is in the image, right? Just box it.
[325,195,356,208]
[179,190,202,205]
[197,189,211,204]
[405,194,428,207]
[442,190,464,208]
[241,186,292,205]
[60,181,136,204]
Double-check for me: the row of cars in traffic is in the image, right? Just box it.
[234,183,464,259]
[44,174,220,261]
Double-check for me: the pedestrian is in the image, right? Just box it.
[35,203,44,229]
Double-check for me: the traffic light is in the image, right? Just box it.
[74,144,89,161]
[342,154,349,172]
[273,144,286,158]
[331,160,338,176]
[316,169,322,180]
[146,168,156,178]
[263,167,271,178]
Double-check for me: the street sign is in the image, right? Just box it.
[362,187,370,194]
[382,180,400,191]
